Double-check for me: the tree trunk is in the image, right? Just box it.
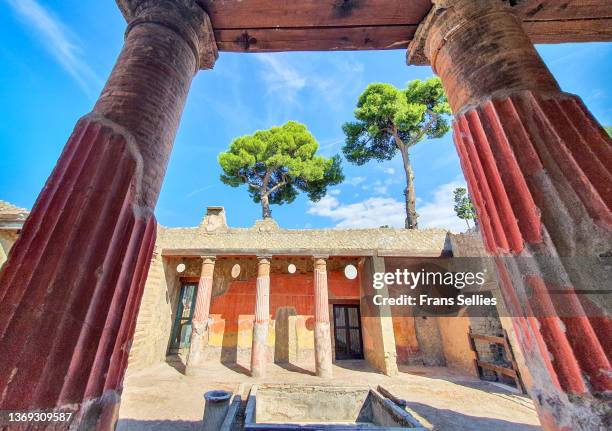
[400,148,418,229]
[465,218,471,230]
[261,194,272,219]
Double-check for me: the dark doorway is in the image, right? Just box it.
[333,304,364,360]
[168,282,198,355]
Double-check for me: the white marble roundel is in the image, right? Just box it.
[344,264,357,280]
[231,264,241,278]
[176,263,186,273]
[288,263,297,274]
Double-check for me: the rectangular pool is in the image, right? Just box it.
[242,384,426,430]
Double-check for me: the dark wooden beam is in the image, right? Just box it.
[524,17,612,43]
[199,0,432,28]
[117,1,612,52]
[215,25,417,52]
[511,0,612,21]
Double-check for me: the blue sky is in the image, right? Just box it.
[1,0,611,232]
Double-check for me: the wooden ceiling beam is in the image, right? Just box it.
[510,0,612,21]
[525,17,612,44]
[118,1,612,52]
[215,26,417,52]
[199,0,432,29]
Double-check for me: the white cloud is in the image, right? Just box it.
[185,185,213,198]
[362,178,397,196]
[6,0,101,95]
[255,54,306,102]
[417,178,468,232]
[308,195,405,228]
[309,178,469,232]
[346,176,366,186]
[383,167,396,175]
[328,188,341,196]
[372,183,389,195]
[254,53,365,108]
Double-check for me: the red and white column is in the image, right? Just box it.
[408,1,611,429]
[313,256,333,378]
[187,256,216,369]
[250,256,271,377]
[0,1,216,429]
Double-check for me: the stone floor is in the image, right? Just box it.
[117,359,541,431]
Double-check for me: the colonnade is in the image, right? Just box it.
[186,256,333,379]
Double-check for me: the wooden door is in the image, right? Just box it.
[333,304,364,360]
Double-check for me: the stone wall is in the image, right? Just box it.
[0,230,18,269]
[127,244,176,372]
[158,216,450,257]
[449,230,532,389]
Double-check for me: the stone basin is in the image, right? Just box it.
[241,384,426,430]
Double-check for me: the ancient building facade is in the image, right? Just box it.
[126,207,524,384]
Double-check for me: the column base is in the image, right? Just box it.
[186,323,208,371]
[250,322,269,378]
[314,322,333,379]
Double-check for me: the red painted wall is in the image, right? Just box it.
[210,271,360,325]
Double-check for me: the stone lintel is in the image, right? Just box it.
[161,249,448,258]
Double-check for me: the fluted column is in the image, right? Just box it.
[313,256,333,378]
[0,1,217,429]
[408,1,611,430]
[187,256,216,369]
[250,256,271,377]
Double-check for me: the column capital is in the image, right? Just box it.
[256,255,273,261]
[313,256,328,269]
[406,0,559,113]
[407,0,505,67]
[199,255,215,278]
[119,0,218,70]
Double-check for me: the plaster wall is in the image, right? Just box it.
[437,316,477,376]
[204,268,361,365]
[359,257,399,375]
[384,257,447,366]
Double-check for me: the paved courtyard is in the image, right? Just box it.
[117,360,541,431]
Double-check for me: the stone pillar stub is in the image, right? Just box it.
[371,257,399,376]
[407,1,612,429]
[0,2,216,429]
[187,256,216,370]
[251,256,271,377]
[313,256,333,378]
